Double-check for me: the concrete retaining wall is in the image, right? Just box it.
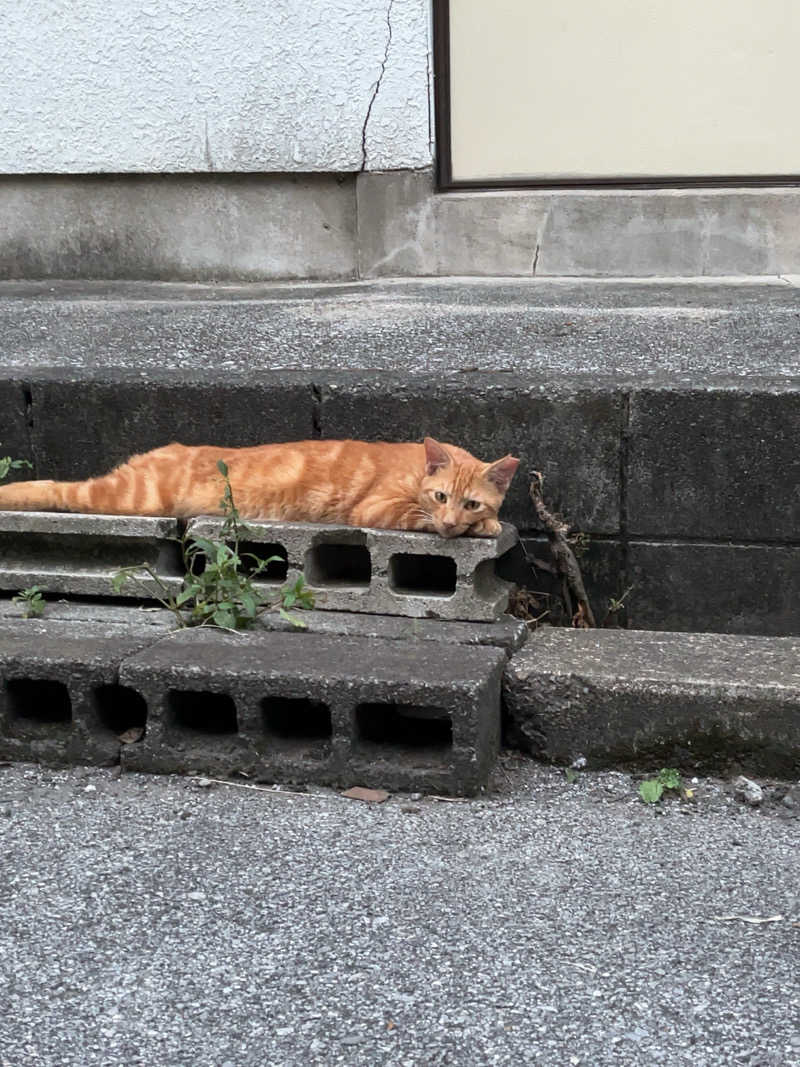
[1,368,798,635]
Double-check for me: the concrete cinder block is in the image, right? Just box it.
[120,629,506,795]
[0,512,183,599]
[317,373,623,534]
[28,370,315,481]
[503,628,800,777]
[628,541,800,637]
[628,387,800,541]
[187,517,518,622]
[0,620,156,766]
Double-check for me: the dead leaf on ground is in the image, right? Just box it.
[341,786,390,804]
[118,727,145,744]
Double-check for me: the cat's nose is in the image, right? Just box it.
[441,521,457,533]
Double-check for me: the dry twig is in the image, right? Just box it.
[529,472,596,628]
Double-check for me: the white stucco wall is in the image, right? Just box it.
[2,0,432,173]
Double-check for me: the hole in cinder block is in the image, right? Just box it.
[261,696,332,740]
[305,543,371,587]
[389,554,457,597]
[4,678,72,724]
[237,542,289,582]
[168,690,238,735]
[355,702,453,755]
[93,685,148,735]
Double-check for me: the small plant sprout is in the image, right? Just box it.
[12,586,45,619]
[639,768,683,805]
[0,456,32,481]
[608,585,635,616]
[112,460,314,630]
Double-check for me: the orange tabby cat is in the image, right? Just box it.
[0,438,518,539]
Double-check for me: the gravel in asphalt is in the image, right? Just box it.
[1,755,798,1066]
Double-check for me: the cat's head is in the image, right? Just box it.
[420,437,519,538]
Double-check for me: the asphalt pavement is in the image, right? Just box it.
[1,756,797,1066]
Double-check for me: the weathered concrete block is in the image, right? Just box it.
[0,512,183,599]
[120,630,506,795]
[628,541,800,637]
[27,370,314,481]
[0,620,156,766]
[503,628,800,777]
[628,387,800,540]
[188,517,518,622]
[318,373,623,534]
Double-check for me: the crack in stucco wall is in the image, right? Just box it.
[360,0,394,171]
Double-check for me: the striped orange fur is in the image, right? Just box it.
[0,438,519,538]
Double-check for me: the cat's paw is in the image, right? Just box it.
[470,518,502,537]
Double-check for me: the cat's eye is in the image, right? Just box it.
[434,491,448,503]
[464,499,481,511]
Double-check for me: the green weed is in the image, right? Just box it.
[0,456,32,481]
[12,585,45,619]
[639,768,683,805]
[112,460,314,630]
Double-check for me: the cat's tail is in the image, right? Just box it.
[0,467,166,515]
[0,477,116,513]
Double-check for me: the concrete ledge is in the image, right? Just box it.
[503,628,800,777]
[188,517,517,621]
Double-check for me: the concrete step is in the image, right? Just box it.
[0,278,798,635]
[0,616,507,795]
[503,628,800,778]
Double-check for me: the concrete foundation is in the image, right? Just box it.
[2,170,800,280]
[0,174,357,281]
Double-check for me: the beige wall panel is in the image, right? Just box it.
[449,0,800,181]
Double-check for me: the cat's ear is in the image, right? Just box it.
[424,437,451,476]
[485,455,519,492]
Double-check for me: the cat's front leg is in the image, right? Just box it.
[469,517,502,537]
